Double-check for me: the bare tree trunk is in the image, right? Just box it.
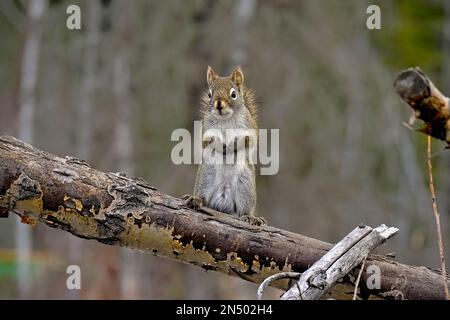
[66,0,101,300]
[111,2,139,299]
[15,0,47,298]
[341,24,368,179]
[77,0,100,162]
[230,0,256,67]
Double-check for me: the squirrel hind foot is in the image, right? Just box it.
[182,194,206,210]
[239,214,267,226]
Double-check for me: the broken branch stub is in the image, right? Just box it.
[394,67,450,143]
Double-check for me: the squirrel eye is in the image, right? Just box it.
[230,88,237,100]
[208,89,212,99]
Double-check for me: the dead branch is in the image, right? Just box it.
[256,272,300,300]
[281,225,398,300]
[394,67,450,143]
[353,255,368,300]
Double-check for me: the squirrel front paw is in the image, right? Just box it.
[202,129,223,148]
[182,194,206,210]
[239,215,267,226]
[202,136,215,149]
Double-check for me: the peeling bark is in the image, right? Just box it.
[0,135,449,299]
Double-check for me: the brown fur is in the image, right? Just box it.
[190,66,265,224]
[200,85,258,120]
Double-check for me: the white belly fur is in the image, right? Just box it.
[204,163,253,216]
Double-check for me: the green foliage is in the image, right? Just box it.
[374,0,444,72]
[0,259,38,280]
[0,14,19,87]
[0,261,17,279]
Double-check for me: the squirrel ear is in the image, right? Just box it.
[230,66,244,88]
[207,66,218,86]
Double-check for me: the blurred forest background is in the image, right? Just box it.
[0,0,450,299]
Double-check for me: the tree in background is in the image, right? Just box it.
[15,0,48,298]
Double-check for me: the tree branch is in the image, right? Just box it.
[281,224,398,300]
[0,135,449,299]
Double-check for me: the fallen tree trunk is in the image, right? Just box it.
[0,135,449,299]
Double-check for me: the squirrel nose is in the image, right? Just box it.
[215,100,223,111]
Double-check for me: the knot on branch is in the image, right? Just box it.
[381,289,406,300]
[11,173,42,201]
[52,167,79,183]
[105,182,153,232]
[6,173,43,225]
[307,270,327,290]
[107,183,150,217]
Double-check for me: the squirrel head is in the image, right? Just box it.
[205,66,245,120]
